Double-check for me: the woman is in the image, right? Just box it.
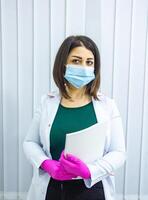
[23,35,126,200]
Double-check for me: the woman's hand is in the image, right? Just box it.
[59,150,91,179]
[40,159,77,181]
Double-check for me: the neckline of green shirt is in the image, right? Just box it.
[59,100,93,109]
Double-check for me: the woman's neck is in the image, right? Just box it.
[65,84,88,100]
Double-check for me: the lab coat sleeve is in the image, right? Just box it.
[83,99,127,188]
[23,94,50,169]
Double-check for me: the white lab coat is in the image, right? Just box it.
[23,90,126,200]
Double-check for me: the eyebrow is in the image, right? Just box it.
[71,56,94,60]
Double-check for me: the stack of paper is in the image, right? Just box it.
[64,120,109,164]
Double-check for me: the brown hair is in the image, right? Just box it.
[53,35,101,101]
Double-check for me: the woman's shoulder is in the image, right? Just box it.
[40,90,60,104]
[97,91,114,104]
[38,90,58,111]
[41,90,58,99]
[97,91,120,117]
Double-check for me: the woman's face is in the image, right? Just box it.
[64,46,95,91]
[66,46,95,67]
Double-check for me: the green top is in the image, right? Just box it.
[50,100,98,160]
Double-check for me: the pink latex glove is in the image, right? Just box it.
[59,150,91,179]
[40,159,77,181]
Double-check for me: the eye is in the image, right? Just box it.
[86,61,94,66]
[72,59,80,64]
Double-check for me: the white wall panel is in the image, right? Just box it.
[124,0,148,198]
[1,0,18,199]
[18,0,34,195]
[0,0,147,199]
[0,0,3,197]
[100,0,116,96]
[140,12,148,197]
[66,0,86,36]
[50,0,66,90]
[112,0,133,198]
[85,0,101,71]
[33,0,50,103]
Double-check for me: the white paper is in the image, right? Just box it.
[64,120,109,164]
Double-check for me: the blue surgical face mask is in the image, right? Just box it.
[64,64,95,89]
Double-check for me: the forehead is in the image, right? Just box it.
[68,46,94,59]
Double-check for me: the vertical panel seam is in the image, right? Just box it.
[0,0,4,198]
[84,0,86,34]
[16,0,19,198]
[123,0,134,199]
[32,0,34,178]
[64,0,67,37]
[32,0,34,118]
[49,0,51,91]
[112,0,117,99]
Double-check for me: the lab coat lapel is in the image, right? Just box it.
[92,95,109,123]
[45,92,61,155]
